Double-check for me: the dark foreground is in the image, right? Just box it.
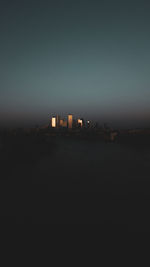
[0,131,150,229]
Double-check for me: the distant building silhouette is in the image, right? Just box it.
[77,119,83,127]
[56,115,60,128]
[68,114,73,129]
[77,119,85,128]
[62,121,67,127]
[60,119,64,127]
[60,119,67,127]
[86,120,91,128]
[51,117,56,128]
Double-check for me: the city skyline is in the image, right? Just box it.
[50,114,86,129]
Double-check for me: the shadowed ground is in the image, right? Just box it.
[0,132,150,229]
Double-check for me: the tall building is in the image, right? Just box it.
[60,119,64,127]
[68,114,73,129]
[77,119,83,127]
[59,119,67,128]
[56,115,60,128]
[87,120,91,128]
[62,121,67,127]
[51,117,56,128]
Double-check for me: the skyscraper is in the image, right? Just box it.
[68,114,73,129]
[77,119,83,127]
[87,120,91,128]
[60,119,64,127]
[51,117,56,127]
[56,115,60,128]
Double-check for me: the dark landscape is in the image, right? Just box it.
[1,127,150,228]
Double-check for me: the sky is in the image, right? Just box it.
[0,0,150,127]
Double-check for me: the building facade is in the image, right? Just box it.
[68,114,73,129]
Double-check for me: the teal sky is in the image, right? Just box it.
[0,0,150,127]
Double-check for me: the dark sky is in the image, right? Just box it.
[0,0,150,127]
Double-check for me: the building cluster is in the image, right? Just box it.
[50,114,91,129]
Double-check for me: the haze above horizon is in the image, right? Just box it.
[0,0,150,127]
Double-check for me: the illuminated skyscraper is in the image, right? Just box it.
[77,119,83,127]
[51,117,56,128]
[68,114,73,129]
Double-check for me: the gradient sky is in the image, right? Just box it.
[0,0,150,127]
